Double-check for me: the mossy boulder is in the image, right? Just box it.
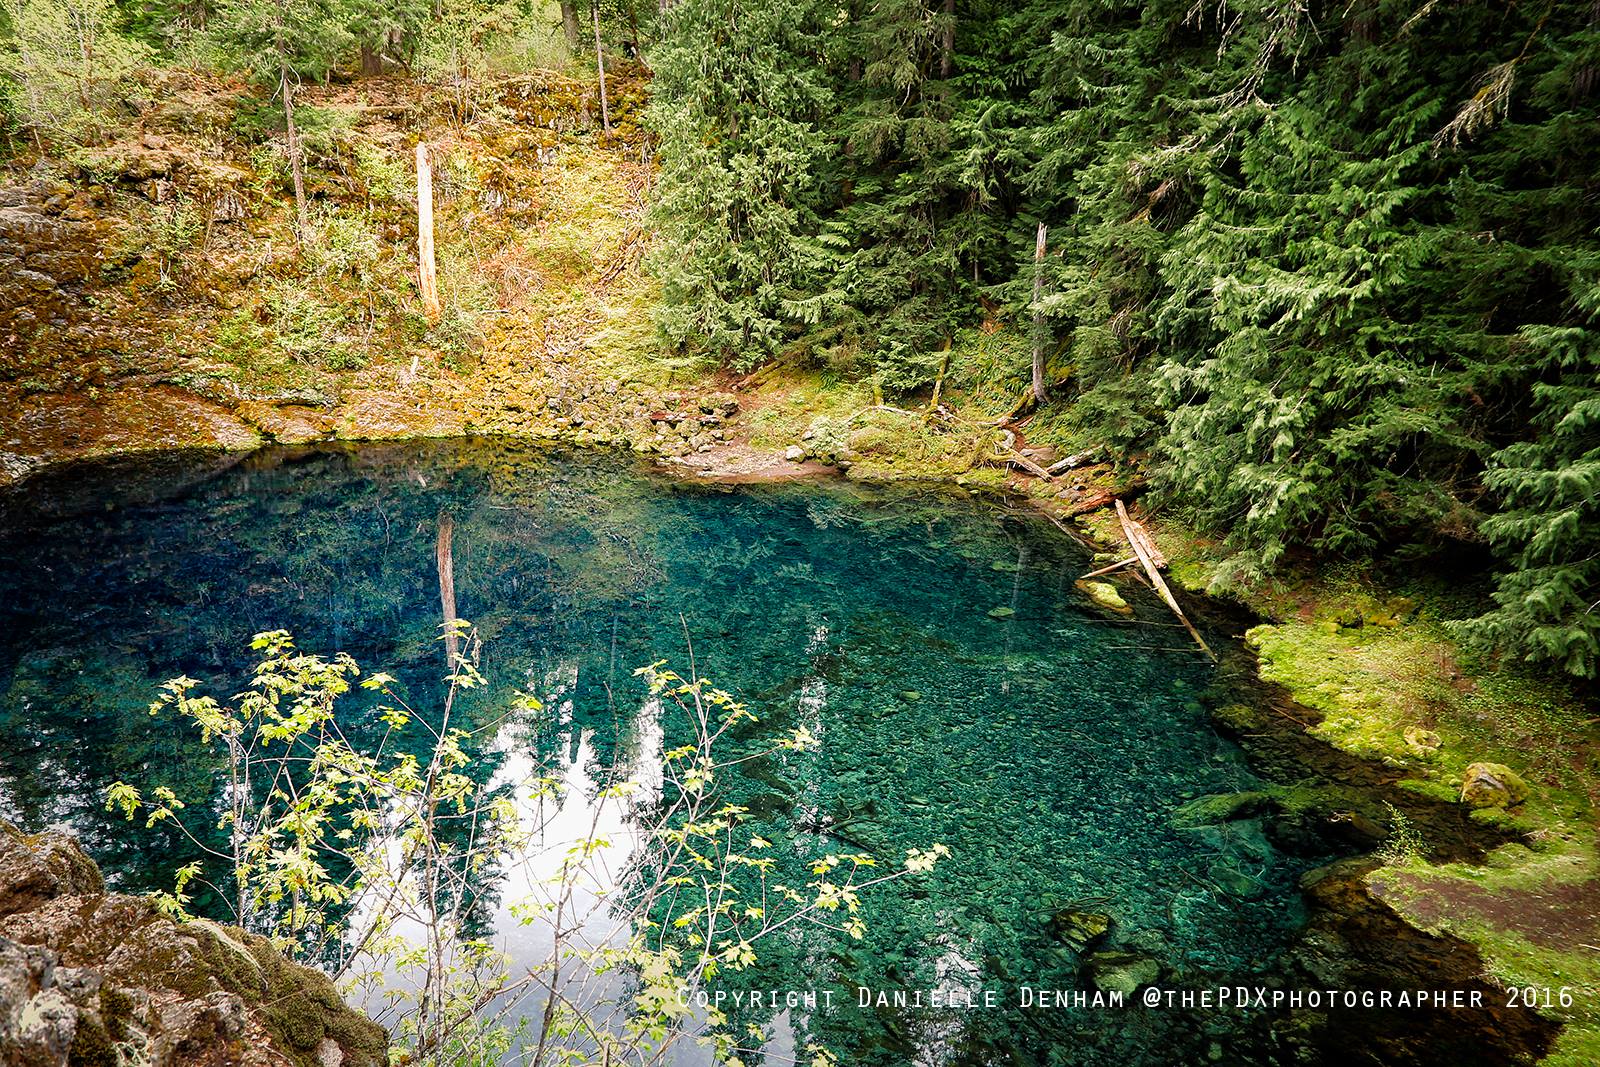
[1459,762,1530,809]
[1081,951,1162,996]
[0,821,386,1067]
[1051,909,1114,952]
[1173,791,1274,828]
[1075,579,1132,614]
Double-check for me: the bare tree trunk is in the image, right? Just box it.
[282,70,308,235]
[592,0,611,131]
[940,0,955,79]
[1577,0,1600,98]
[359,42,382,76]
[416,143,442,322]
[1031,222,1048,403]
[273,0,307,238]
[560,0,583,51]
[437,510,458,663]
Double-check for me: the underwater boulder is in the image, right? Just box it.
[1051,908,1114,952]
[1081,950,1162,997]
[1074,580,1132,615]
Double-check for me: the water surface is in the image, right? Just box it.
[0,441,1326,1065]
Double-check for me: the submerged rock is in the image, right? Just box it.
[1081,950,1161,996]
[1051,909,1113,951]
[1173,790,1273,828]
[0,822,385,1067]
[1075,579,1132,614]
[1458,762,1529,808]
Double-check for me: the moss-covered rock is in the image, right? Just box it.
[1075,579,1132,614]
[1459,762,1530,809]
[0,821,386,1067]
[1050,908,1113,951]
[1081,950,1161,996]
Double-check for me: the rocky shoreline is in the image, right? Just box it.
[0,821,386,1067]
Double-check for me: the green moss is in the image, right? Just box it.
[1076,580,1132,614]
[1373,832,1600,1061]
[67,1014,116,1067]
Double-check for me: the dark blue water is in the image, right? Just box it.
[0,441,1327,1065]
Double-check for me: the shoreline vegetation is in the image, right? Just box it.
[1,1,1596,1061]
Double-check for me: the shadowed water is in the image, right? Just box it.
[0,441,1331,1065]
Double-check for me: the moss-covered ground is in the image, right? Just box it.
[1073,517,1600,1063]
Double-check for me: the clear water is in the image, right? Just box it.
[0,441,1328,1065]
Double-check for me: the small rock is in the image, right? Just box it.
[1403,727,1441,755]
[1459,762,1529,808]
[784,445,806,462]
[1082,951,1161,996]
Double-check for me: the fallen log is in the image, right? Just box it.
[1079,555,1137,580]
[1115,499,1213,660]
[1065,490,1117,515]
[1047,450,1102,475]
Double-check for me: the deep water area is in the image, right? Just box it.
[1,441,1350,1065]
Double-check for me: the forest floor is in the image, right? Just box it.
[1,67,1596,1065]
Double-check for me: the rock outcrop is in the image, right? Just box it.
[0,822,386,1067]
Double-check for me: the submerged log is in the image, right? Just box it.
[437,510,459,663]
[1079,554,1137,579]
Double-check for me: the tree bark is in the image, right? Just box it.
[559,0,583,51]
[282,71,308,236]
[592,0,611,131]
[359,42,382,76]
[1030,221,1048,403]
[416,143,441,322]
[274,0,307,238]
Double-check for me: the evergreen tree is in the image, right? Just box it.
[210,0,354,232]
[644,0,835,366]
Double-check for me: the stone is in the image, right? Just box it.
[1173,791,1273,828]
[0,824,104,918]
[0,821,386,1067]
[1207,862,1263,899]
[784,445,806,462]
[1075,580,1132,614]
[16,269,56,292]
[1403,727,1442,755]
[1081,951,1161,996]
[1051,909,1113,951]
[1459,762,1529,808]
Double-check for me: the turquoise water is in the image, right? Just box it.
[0,442,1328,1064]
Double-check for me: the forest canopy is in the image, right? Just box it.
[644,0,1600,678]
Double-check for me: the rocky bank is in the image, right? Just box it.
[0,822,385,1067]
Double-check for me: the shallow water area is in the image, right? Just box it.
[0,440,1334,1065]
